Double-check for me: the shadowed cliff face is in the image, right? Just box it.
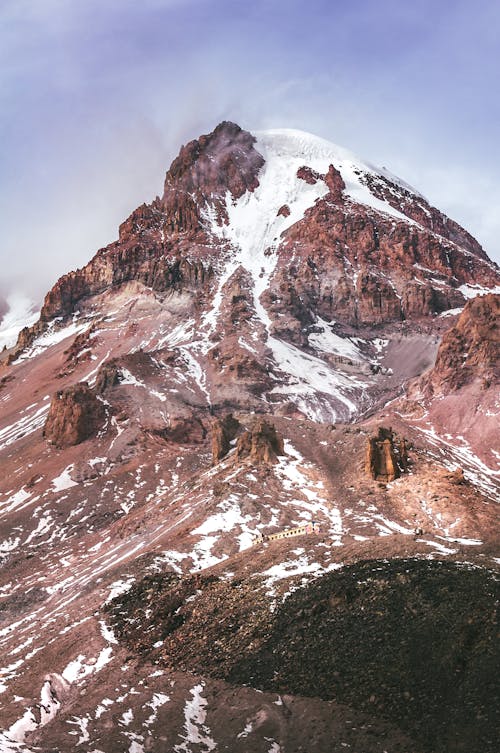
[419,293,500,395]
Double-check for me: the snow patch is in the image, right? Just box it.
[12,319,88,363]
[458,283,500,299]
[308,316,364,361]
[51,466,78,492]
[174,683,216,752]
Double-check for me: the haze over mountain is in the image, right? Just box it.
[0,122,498,753]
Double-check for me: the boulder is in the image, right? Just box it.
[43,383,106,448]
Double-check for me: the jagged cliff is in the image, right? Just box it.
[419,293,500,395]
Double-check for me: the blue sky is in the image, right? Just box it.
[1,0,499,302]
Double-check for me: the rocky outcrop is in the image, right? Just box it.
[94,361,122,394]
[211,414,240,463]
[324,164,345,201]
[298,163,345,202]
[63,325,95,366]
[297,166,321,184]
[235,418,285,464]
[365,427,408,482]
[38,252,213,324]
[162,121,264,232]
[7,319,46,363]
[419,293,500,395]
[43,383,106,448]
[361,171,491,260]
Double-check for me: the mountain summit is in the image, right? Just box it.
[8,123,499,422]
[0,122,498,753]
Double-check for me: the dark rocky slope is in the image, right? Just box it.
[106,560,499,753]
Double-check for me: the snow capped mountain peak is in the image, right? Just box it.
[254,126,424,209]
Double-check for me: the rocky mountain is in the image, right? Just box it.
[0,122,498,753]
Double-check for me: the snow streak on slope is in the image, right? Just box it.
[12,318,88,363]
[202,130,332,334]
[202,128,374,420]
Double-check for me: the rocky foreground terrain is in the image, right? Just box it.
[0,123,498,753]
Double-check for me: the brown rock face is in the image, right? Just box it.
[235,418,285,464]
[324,164,345,201]
[297,166,321,184]
[39,250,212,323]
[361,171,491,261]
[163,121,264,226]
[275,193,498,328]
[420,293,500,395]
[365,427,408,482]
[165,417,206,444]
[43,383,107,448]
[23,122,264,328]
[211,414,241,463]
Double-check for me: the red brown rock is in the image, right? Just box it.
[419,293,500,395]
[43,383,107,448]
[361,172,491,261]
[94,361,122,394]
[235,418,285,464]
[165,417,206,444]
[297,166,321,184]
[211,414,241,463]
[365,427,409,482]
[276,194,496,327]
[324,164,345,202]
